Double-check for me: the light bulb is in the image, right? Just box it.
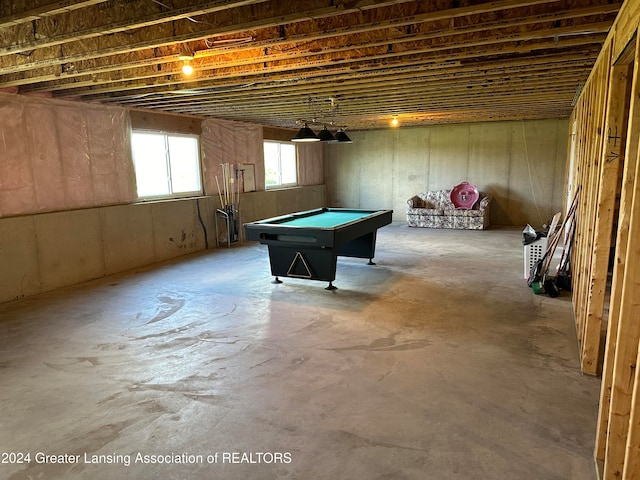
[182,62,193,75]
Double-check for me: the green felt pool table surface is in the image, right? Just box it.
[270,209,377,229]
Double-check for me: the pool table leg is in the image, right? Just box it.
[272,277,283,284]
[325,282,337,290]
[367,258,376,265]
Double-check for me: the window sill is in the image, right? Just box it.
[133,194,209,205]
[264,185,299,191]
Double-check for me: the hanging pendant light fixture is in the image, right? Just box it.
[291,123,320,142]
[291,96,354,143]
[335,129,353,143]
[318,126,338,143]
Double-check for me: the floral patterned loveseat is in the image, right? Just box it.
[406,189,492,230]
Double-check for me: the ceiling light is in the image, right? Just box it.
[335,129,352,143]
[291,124,320,142]
[318,126,338,143]
[179,51,195,76]
[391,116,399,127]
[178,53,195,61]
[181,61,193,75]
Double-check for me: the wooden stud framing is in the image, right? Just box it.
[586,56,630,376]
[601,53,634,480]
[571,44,612,374]
[617,78,640,477]
[619,33,640,480]
[623,335,640,478]
[608,31,640,476]
[596,39,640,468]
[568,1,640,478]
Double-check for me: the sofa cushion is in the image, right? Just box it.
[428,190,455,209]
[408,207,444,216]
[442,208,484,217]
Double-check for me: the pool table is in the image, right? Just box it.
[243,207,393,289]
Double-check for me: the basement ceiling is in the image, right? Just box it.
[0,0,622,130]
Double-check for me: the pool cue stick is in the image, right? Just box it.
[225,163,233,204]
[232,164,236,207]
[227,166,230,204]
[221,163,226,206]
[221,164,225,206]
[215,175,224,208]
[230,164,235,206]
[228,164,232,206]
[236,166,241,210]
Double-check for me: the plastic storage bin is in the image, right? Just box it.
[524,237,548,279]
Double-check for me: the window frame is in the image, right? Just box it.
[131,129,203,201]
[263,140,298,190]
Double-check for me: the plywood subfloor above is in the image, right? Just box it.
[0,0,622,130]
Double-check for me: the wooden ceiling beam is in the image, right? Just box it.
[0,0,269,55]
[0,0,417,59]
[149,77,582,110]
[154,79,588,116]
[55,34,603,100]
[0,0,111,28]
[9,14,611,92]
[121,59,591,110]
[1,2,615,83]
[0,0,622,128]
[193,2,620,58]
[177,81,580,112]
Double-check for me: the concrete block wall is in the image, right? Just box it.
[0,185,325,304]
[324,119,568,227]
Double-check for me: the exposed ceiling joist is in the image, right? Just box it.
[0,0,623,129]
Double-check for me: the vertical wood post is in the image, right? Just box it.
[584,61,631,376]
[597,39,640,465]
[604,36,640,480]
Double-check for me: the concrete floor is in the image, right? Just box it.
[0,223,600,480]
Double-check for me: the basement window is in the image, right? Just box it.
[131,131,202,199]
[264,141,297,189]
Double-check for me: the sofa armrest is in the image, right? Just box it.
[407,195,426,208]
[479,194,492,211]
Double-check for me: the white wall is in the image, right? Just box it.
[325,119,568,226]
